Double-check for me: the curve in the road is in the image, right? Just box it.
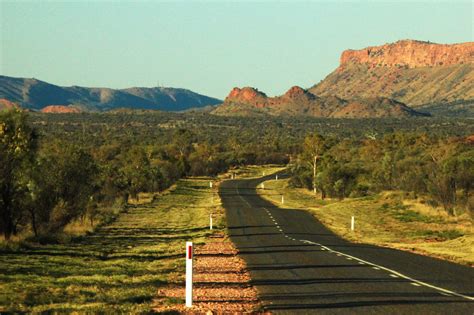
[220,173,474,314]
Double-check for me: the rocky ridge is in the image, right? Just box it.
[310,40,474,108]
[213,86,426,118]
[340,40,473,69]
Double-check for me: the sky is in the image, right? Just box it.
[0,1,472,99]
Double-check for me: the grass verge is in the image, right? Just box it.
[0,177,222,313]
[259,171,474,266]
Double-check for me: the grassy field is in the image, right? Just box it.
[0,178,222,313]
[259,172,474,266]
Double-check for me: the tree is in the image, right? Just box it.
[0,110,37,240]
[302,133,326,195]
[30,143,98,234]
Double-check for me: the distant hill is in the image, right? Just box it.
[212,86,427,118]
[0,75,222,112]
[309,40,474,112]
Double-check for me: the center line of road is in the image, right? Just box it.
[299,239,474,301]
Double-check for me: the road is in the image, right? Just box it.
[219,173,474,314]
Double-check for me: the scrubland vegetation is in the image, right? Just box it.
[0,109,472,311]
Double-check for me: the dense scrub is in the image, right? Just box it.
[291,132,473,217]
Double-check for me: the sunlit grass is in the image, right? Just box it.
[0,177,221,313]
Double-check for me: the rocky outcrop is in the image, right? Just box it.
[225,87,268,108]
[0,98,19,110]
[41,105,81,113]
[340,40,473,69]
[213,86,427,118]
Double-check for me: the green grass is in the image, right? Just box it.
[0,178,221,313]
[409,229,464,241]
[258,169,473,266]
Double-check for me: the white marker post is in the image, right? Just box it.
[281,195,284,204]
[209,181,213,188]
[263,171,265,176]
[261,183,265,189]
[351,216,355,231]
[210,214,213,230]
[185,242,193,307]
[276,174,278,180]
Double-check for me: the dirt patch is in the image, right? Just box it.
[153,234,263,313]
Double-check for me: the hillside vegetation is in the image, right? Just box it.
[310,63,474,108]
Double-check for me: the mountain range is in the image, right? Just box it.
[0,75,221,112]
[1,39,473,117]
[215,40,473,118]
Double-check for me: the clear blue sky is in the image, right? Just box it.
[1,1,472,99]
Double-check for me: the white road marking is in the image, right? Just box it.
[233,182,473,301]
[236,185,252,208]
[299,239,474,301]
[390,274,399,278]
[411,283,421,287]
[372,267,380,270]
[358,262,364,265]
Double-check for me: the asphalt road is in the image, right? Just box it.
[220,173,474,314]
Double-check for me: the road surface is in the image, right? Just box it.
[220,173,474,314]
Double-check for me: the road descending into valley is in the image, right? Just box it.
[219,173,474,314]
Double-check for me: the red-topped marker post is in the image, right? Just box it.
[185,242,193,307]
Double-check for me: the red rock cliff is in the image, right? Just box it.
[41,105,81,113]
[340,40,474,68]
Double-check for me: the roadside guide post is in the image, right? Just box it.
[210,213,213,230]
[185,242,193,307]
[281,195,284,204]
[351,216,355,231]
